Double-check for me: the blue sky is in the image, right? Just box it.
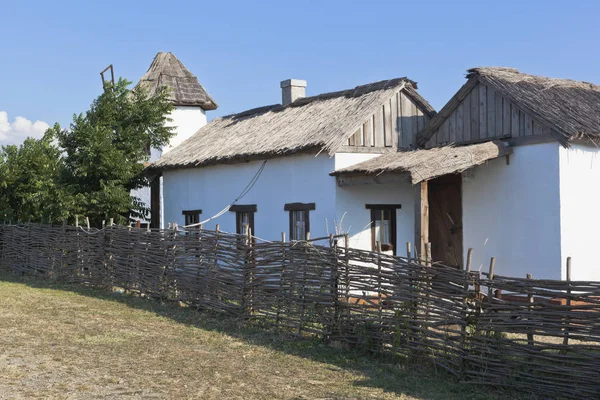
[1,0,599,145]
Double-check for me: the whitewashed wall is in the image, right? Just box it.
[334,152,380,170]
[163,106,207,154]
[559,143,600,281]
[133,105,207,226]
[334,182,413,254]
[334,153,414,253]
[462,143,562,279]
[163,153,337,239]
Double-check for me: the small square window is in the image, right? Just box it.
[230,205,257,236]
[182,209,202,227]
[284,203,315,241]
[366,204,401,255]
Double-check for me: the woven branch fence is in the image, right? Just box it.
[1,222,599,399]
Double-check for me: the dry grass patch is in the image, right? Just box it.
[0,276,534,399]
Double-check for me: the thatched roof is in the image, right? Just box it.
[137,52,217,110]
[418,67,600,147]
[152,78,434,170]
[331,141,512,184]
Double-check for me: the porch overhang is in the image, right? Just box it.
[330,140,512,186]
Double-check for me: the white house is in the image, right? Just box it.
[151,76,434,247]
[335,67,600,281]
[152,66,600,282]
[131,52,217,227]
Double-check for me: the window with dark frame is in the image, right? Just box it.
[284,203,315,241]
[182,209,202,227]
[229,205,257,236]
[366,204,401,255]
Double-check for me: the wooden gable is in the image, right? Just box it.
[343,89,431,151]
[419,79,554,148]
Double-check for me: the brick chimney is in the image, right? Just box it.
[280,79,306,106]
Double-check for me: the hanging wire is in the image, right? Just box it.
[181,160,267,229]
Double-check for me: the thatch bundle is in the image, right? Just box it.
[137,52,217,110]
[332,140,511,184]
[151,79,433,170]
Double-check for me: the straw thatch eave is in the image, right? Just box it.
[331,140,512,184]
[152,78,430,171]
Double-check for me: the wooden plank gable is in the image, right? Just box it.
[423,82,554,148]
[343,89,432,151]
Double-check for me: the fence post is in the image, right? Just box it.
[527,273,535,346]
[424,242,432,320]
[344,234,350,329]
[460,248,474,376]
[330,233,340,338]
[407,242,419,343]
[241,224,250,317]
[276,232,286,328]
[75,215,82,279]
[376,241,383,323]
[297,231,310,335]
[563,257,572,346]
[487,257,496,304]
[425,242,432,267]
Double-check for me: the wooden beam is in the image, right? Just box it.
[336,146,397,154]
[414,181,429,260]
[335,172,409,187]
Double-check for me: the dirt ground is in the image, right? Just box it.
[0,276,533,399]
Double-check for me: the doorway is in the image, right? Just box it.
[428,174,463,268]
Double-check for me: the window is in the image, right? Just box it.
[182,209,202,226]
[230,205,257,235]
[366,204,401,255]
[284,203,315,241]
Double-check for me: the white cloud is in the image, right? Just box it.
[0,111,50,146]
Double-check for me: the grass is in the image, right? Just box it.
[0,273,535,399]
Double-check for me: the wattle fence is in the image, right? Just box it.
[1,222,599,399]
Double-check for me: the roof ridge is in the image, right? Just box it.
[218,77,412,120]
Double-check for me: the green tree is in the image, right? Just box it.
[48,78,174,226]
[0,134,72,223]
[0,78,174,227]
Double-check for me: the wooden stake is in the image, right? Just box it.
[563,257,572,346]
[406,242,412,263]
[527,273,535,346]
[460,248,474,356]
[376,241,383,319]
[75,215,79,228]
[466,248,473,272]
[344,234,350,323]
[425,242,432,267]
[109,218,114,227]
[85,217,90,231]
[487,257,496,304]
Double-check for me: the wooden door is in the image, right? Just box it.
[428,174,463,268]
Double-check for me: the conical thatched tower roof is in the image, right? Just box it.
[137,52,217,110]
